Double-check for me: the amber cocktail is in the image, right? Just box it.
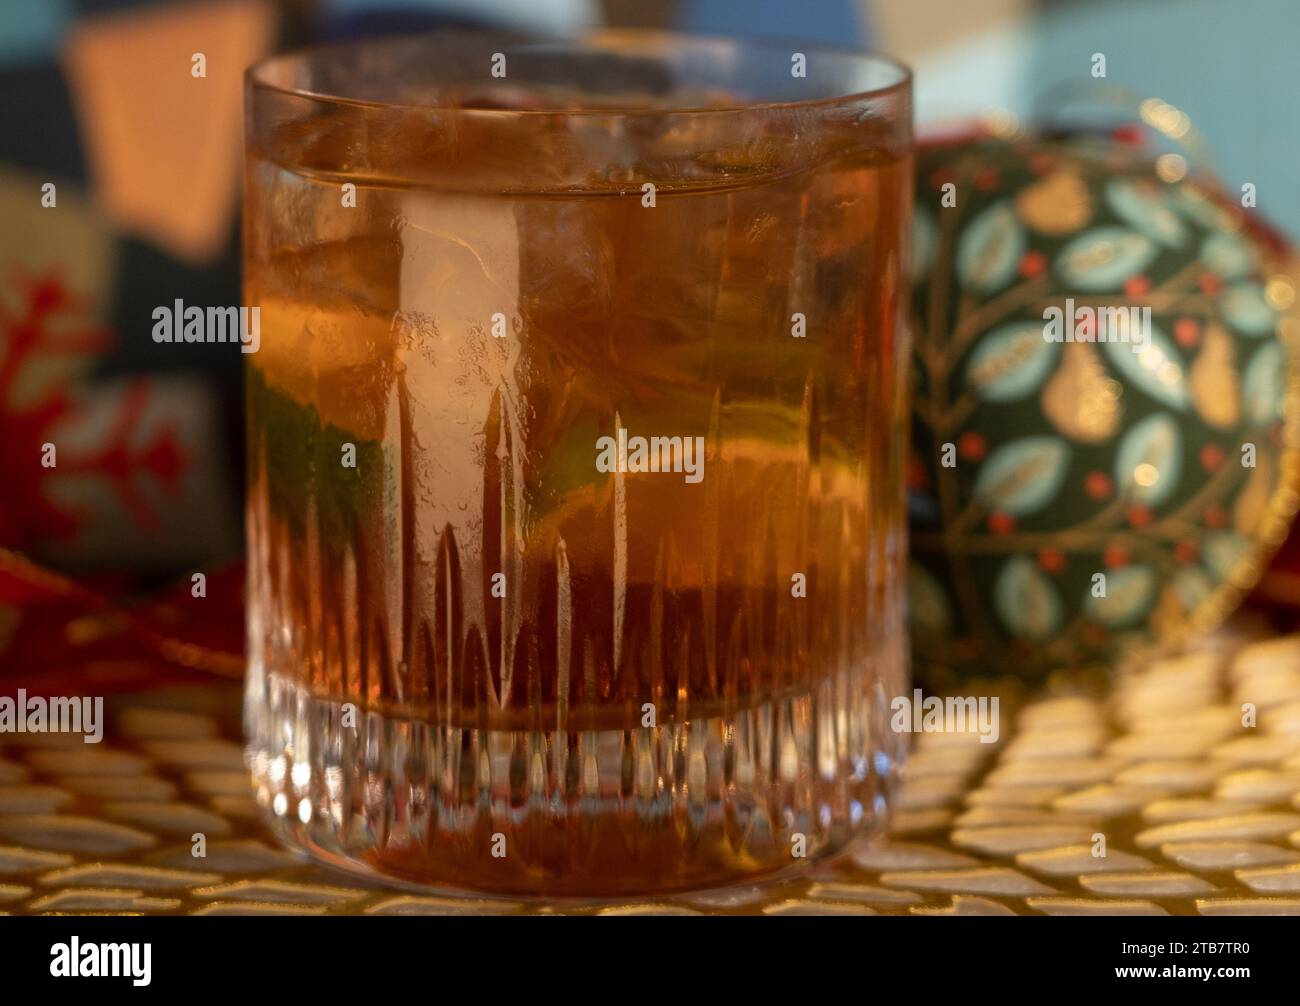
[243,30,912,896]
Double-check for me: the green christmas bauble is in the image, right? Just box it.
[908,132,1300,682]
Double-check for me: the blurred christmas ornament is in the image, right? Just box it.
[0,167,240,574]
[908,118,1300,684]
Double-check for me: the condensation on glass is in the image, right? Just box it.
[243,30,913,897]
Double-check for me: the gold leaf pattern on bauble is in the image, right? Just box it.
[1042,341,1123,442]
[1234,451,1274,534]
[1189,323,1241,428]
[1014,170,1093,234]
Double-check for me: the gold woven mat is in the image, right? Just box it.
[4,628,1300,916]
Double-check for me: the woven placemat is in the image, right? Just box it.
[3,629,1300,916]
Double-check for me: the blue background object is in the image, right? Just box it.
[680,0,871,47]
[909,0,1300,239]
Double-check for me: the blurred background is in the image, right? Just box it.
[0,0,1296,669]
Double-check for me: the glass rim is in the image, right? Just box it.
[245,27,912,119]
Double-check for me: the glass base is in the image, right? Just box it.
[245,667,900,898]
